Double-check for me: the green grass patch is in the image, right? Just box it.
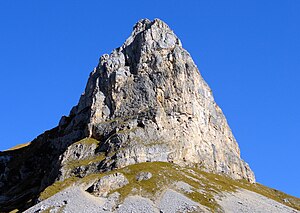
[72,138,100,146]
[183,166,300,211]
[6,142,31,151]
[108,162,224,211]
[39,177,79,200]
[65,153,106,170]
[38,161,300,211]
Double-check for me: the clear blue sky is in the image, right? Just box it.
[0,1,299,197]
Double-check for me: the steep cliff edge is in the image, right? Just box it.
[0,19,255,212]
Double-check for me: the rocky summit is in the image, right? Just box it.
[60,18,254,182]
[1,19,299,213]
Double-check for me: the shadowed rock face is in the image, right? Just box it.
[0,18,254,212]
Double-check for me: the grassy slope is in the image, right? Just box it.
[39,162,300,212]
[5,142,30,151]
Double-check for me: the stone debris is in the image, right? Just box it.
[86,173,129,197]
[24,187,106,213]
[24,184,300,213]
[117,196,159,213]
[102,192,120,212]
[136,172,153,181]
[158,189,209,213]
[216,189,300,213]
[25,186,209,213]
[174,181,194,193]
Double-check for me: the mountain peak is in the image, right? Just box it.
[0,19,255,212]
[62,19,254,182]
[122,18,181,52]
[131,18,175,37]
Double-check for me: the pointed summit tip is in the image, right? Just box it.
[133,18,170,32]
[122,18,182,51]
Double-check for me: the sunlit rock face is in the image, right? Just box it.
[65,18,254,182]
[0,18,255,213]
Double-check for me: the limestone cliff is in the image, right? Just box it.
[0,18,254,212]
[59,18,254,181]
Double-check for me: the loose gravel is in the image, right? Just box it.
[216,188,299,213]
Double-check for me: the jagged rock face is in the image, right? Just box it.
[61,19,254,182]
[0,18,255,212]
[86,173,129,197]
